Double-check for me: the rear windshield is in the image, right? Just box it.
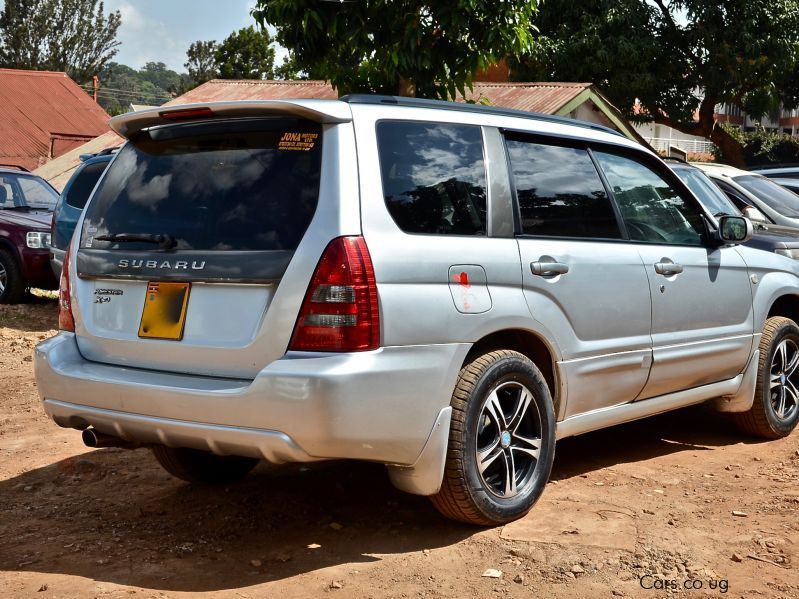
[81,118,322,251]
[65,160,108,209]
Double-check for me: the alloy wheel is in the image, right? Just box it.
[770,339,799,421]
[475,381,543,498]
[0,261,6,294]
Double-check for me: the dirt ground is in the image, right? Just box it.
[1,300,797,599]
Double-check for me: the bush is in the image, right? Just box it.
[717,123,799,166]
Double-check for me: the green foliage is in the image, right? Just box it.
[215,26,275,80]
[95,62,183,116]
[0,0,121,84]
[517,0,799,165]
[718,123,799,166]
[185,40,218,87]
[252,0,539,98]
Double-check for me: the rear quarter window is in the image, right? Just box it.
[376,121,487,236]
[81,118,322,252]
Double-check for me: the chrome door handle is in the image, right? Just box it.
[654,262,683,275]
[530,261,569,276]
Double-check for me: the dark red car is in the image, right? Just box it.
[0,166,59,303]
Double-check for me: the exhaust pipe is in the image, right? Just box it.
[82,428,140,449]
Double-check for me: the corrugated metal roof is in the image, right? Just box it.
[165,79,591,115]
[463,82,592,114]
[0,68,110,171]
[167,80,339,105]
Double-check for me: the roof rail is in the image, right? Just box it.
[339,94,624,138]
[0,164,30,172]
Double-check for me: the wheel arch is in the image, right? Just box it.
[767,294,799,325]
[464,329,560,414]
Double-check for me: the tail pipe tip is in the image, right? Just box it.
[82,428,140,449]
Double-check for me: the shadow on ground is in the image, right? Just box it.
[0,403,763,592]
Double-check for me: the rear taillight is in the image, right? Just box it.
[289,236,380,352]
[58,246,75,332]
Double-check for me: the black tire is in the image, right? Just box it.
[151,445,259,484]
[430,350,556,525]
[734,316,799,439]
[0,250,26,304]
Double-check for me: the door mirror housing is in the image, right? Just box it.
[717,215,753,245]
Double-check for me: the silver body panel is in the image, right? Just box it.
[35,98,799,496]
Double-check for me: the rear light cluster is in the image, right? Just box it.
[58,246,75,332]
[289,236,380,352]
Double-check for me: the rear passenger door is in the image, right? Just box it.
[506,135,653,418]
[592,151,754,399]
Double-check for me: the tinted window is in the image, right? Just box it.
[65,161,108,209]
[734,175,799,218]
[377,121,487,235]
[595,152,704,245]
[82,118,321,251]
[506,140,620,238]
[672,167,739,216]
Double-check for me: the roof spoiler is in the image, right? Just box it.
[109,100,352,139]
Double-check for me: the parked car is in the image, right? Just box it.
[50,149,116,278]
[695,162,799,229]
[0,165,59,303]
[35,97,799,526]
[668,160,799,259]
[751,164,799,180]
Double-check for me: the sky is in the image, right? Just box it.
[105,0,269,72]
[0,0,285,73]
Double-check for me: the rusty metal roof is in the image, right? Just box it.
[166,80,592,115]
[0,68,110,171]
[166,80,339,105]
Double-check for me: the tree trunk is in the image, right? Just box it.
[398,77,416,97]
[708,125,746,168]
[652,111,747,168]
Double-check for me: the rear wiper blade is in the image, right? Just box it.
[94,233,177,250]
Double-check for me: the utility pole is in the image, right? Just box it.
[92,75,99,102]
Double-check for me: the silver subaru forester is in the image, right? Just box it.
[35,96,799,525]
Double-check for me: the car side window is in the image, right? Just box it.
[65,161,107,209]
[594,152,704,245]
[376,121,487,236]
[505,138,621,238]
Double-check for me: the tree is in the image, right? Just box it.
[252,1,539,99]
[514,0,799,166]
[0,0,121,84]
[139,61,182,94]
[185,40,218,87]
[215,25,275,80]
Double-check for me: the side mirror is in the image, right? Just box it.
[742,206,767,223]
[718,215,753,244]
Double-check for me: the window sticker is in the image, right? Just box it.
[278,131,319,151]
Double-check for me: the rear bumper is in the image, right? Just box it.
[35,333,469,467]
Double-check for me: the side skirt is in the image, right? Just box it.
[555,372,745,440]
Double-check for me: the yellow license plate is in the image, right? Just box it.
[138,282,191,340]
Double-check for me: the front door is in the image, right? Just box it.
[593,151,754,399]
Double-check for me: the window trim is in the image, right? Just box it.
[374,118,491,238]
[501,130,627,242]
